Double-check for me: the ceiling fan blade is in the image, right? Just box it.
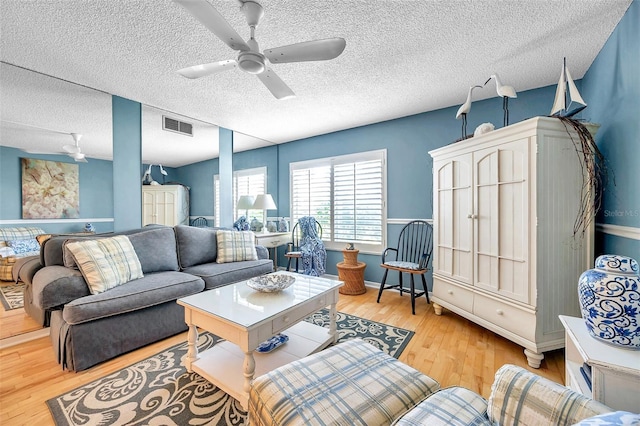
[173,0,250,52]
[264,38,346,64]
[256,68,295,100]
[63,144,81,154]
[177,60,237,79]
[68,152,87,162]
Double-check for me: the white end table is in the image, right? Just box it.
[560,315,640,411]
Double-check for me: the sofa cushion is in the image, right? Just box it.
[488,364,611,425]
[44,234,110,267]
[182,259,273,289]
[392,386,490,426]
[174,225,218,268]
[66,236,144,294]
[127,227,179,273]
[62,271,205,325]
[216,230,258,263]
[249,338,440,426]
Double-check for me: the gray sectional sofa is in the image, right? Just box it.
[24,225,273,371]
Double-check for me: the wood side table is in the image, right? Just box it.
[337,249,366,295]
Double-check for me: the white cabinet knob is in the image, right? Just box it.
[496,309,504,316]
[448,290,453,295]
[283,316,290,323]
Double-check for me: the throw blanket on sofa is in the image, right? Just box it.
[299,216,326,276]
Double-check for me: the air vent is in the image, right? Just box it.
[162,115,193,137]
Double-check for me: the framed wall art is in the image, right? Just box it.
[21,158,79,219]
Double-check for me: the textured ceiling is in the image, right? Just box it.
[0,0,632,167]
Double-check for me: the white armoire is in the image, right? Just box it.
[429,116,596,368]
[142,185,189,226]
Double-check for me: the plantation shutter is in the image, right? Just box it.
[291,165,332,240]
[334,159,383,244]
[290,150,386,251]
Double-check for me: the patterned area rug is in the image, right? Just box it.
[0,282,24,310]
[47,310,414,426]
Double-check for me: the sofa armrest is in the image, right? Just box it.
[12,255,42,284]
[487,364,612,426]
[255,245,269,260]
[32,266,90,310]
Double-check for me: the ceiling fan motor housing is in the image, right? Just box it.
[238,51,265,74]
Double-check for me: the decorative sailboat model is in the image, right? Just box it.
[550,57,587,117]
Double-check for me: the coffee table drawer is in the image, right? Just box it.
[272,292,335,333]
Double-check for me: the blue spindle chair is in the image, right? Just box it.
[377,220,433,315]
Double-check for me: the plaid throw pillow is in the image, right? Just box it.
[216,231,258,263]
[66,235,143,294]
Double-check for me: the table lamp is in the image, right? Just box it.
[252,194,277,232]
[236,195,256,219]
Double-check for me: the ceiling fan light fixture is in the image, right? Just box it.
[238,51,265,74]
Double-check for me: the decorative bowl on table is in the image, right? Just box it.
[246,274,295,293]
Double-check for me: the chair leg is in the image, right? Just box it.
[398,272,403,296]
[410,274,416,315]
[377,268,390,303]
[295,257,299,273]
[421,274,430,304]
[286,257,292,272]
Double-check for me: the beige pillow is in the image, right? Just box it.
[66,235,143,294]
[216,231,258,263]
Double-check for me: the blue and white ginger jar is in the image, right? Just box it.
[578,254,640,350]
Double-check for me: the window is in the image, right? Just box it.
[290,150,386,253]
[214,167,266,226]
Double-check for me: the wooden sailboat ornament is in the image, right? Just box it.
[550,57,587,117]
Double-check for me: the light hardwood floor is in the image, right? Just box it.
[0,286,564,425]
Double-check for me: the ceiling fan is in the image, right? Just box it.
[3,120,89,162]
[173,0,346,99]
[62,133,88,163]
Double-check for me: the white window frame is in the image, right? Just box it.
[290,149,387,254]
[214,166,267,226]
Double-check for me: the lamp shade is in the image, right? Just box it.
[252,194,277,210]
[236,195,256,210]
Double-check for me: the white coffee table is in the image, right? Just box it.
[177,271,343,408]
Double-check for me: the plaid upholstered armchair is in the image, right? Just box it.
[0,226,46,282]
[249,339,615,426]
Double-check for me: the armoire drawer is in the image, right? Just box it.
[433,278,473,312]
[473,294,536,341]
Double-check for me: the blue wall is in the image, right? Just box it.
[174,83,562,285]
[581,0,639,258]
[0,146,114,234]
[271,84,563,284]
[112,96,142,232]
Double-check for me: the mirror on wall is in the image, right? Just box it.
[0,63,114,341]
[141,105,220,170]
[0,62,113,162]
[0,63,275,342]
